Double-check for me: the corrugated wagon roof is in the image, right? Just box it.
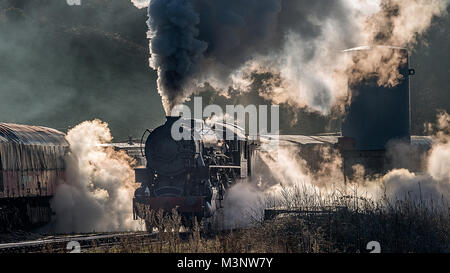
[0,122,68,146]
[0,123,68,171]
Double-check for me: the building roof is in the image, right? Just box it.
[411,136,434,146]
[343,45,408,52]
[0,123,67,146]
[276,135,339,146]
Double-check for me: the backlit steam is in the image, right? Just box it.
[131,0,150,9]
[383,112,450,201]
[348,0,450,88]
[50,120,142,233]
[141,0,449,114]
[426,111,450,188]
[222,111,450,228]
[259,112,450,202]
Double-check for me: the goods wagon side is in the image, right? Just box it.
[0,123,68,228]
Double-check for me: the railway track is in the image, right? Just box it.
[0,231,190,253]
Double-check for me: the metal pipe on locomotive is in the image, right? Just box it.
[133,116,256,230]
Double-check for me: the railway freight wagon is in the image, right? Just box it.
[0,123,68,230]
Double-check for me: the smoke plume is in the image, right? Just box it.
[49,120,142,233]
[143,0,449,114]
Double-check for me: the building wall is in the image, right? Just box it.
[342,47,411,150]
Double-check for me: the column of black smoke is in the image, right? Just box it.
[142,0,449,114]
[147,0,207,112]
[146,0,355,114]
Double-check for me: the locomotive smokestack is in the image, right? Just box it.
[165,116,182,126]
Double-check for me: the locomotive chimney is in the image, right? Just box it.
[165,116,182,126]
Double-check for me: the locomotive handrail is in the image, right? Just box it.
[140,129,152,158]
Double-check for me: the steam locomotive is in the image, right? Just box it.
[132,116,257,230]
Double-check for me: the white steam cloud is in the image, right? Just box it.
[383,111,450,201]
[49,120,142,233]
[131,0,150,9]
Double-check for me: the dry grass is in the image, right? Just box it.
[91,185,449,253]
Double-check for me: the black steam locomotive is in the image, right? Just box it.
[133,116,256,230]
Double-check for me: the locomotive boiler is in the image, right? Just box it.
[133,116,256,230]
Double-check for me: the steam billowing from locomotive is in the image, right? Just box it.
[222,111,450,228]
[50,120,141,233]
[139,0,449,114]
